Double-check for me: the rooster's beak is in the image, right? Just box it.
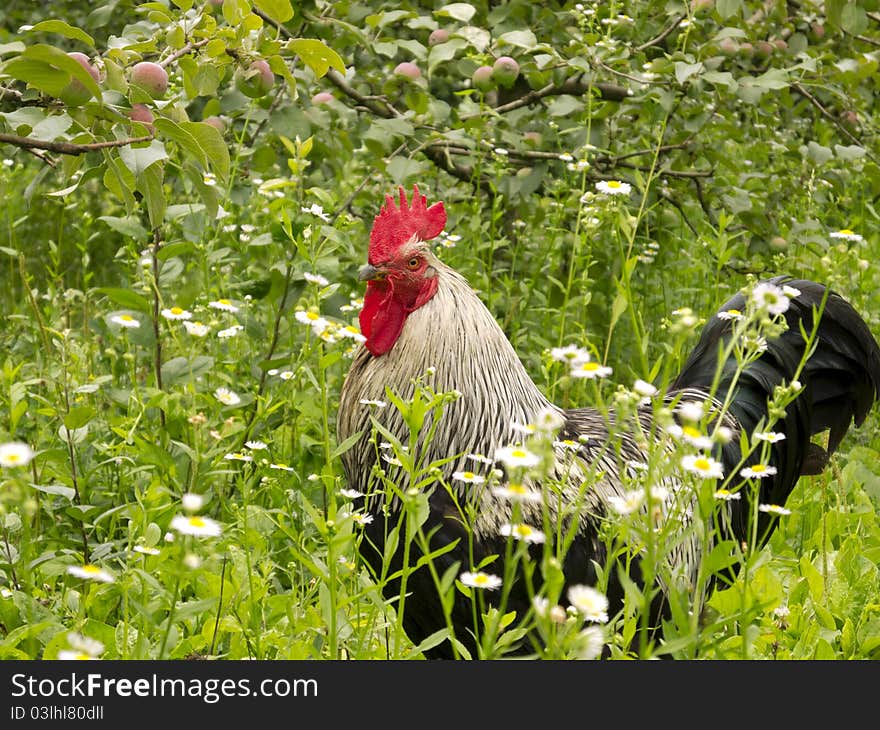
[358,264,381,281]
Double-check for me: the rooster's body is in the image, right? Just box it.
[338,186,880,658]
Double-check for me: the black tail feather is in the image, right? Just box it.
[671,276,880,543]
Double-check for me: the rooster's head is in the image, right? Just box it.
[359,185,447,356]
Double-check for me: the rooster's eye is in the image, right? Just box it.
[407,257,420,269]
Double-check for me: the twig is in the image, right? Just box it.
[160,38,209,68]
[635,14,687,52]
[0,133,154,156]
[325,69,399,119]
[465,75,630,120]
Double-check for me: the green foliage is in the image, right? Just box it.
[0,0,878,659]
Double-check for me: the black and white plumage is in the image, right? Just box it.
[337,188,880,658]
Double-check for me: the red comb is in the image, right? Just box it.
[369,184,446,263]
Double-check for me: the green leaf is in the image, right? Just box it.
[436,3,477,22]
[840,3,868,34]
[255,0,294,23]
[137,164,166,229]
[30,20,95,48]
[3,44,101,101]
[674,61,703,85]
[30,483,76,501]
[98,215,149,241]
[118,140,168,176]
[160,356,215,386]
[497,30,537,50]
[179,121,229,182]
[95,287,152,313]
[64,405,95,430]
[288,39,346,78]
[153,118,207,168]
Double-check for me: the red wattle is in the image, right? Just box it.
[360,280,408,356]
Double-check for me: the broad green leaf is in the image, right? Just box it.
[98,215,148,241]
[153,118,207,168]
[138,164,166,229]
[179,121,229,182]
[436,3,477,22]
[497,29,537,50]
[674,61,703,85]
[29,20,95,47]
[255,0,293,23]
[3,44,102,101]
[118,139,168,176]
[95,287,152,312]
[288,39,345,78]
[64,405,95,430]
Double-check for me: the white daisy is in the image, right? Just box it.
[170,514,223,537]
[132,545,161,555]
[350,512,374,526]
[294,310,330,333]
[208,298,239,312]
[550,345,590,365]
[183,320,210,337]
[181,493,204,512]
[214,387,241,406]
[303,272,329,286]
[595,180,632,196]
[713,489,741,501]
[67,565,115,583]
[500,523,546,544]
[494,446,541,469]
[740,463,778,479]
[161,306,192,320]
[467,453,495,466]
[570,361,613,379]
[301,203,331,221]
[829,229,863,242]
[575,625,605,660]
[0,442,35,468]
[608,489,645,515]
[669,424,713,450]
[567,585,609,623]
[676,401,705,422]
[554,439,581,451]
[110,313,141,328]
[492,483,542,503]
[535,407,565,432]
[224,452,253,462]
[359,399,387,408]
[245,440,268,450]
[758,503,791,516]
[269,463,295,472]
[754,431,786,443]
[681,454,724,479]
[717,308,744,321]
[751,282,790,316]
[338,325,367,344]
[459,571,502,590]
[217,325,243,338]
[452,470,486,484]
[339,488,363,499]
[782,285,801,298]
[633,379,657,397]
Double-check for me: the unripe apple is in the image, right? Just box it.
[393,61,421,80]
[811,23,825,40]
[311,91,334,105]
[523,131,542,147]
[202,115,226,133]
[769,236,788,252]
[772,38,788,52]
[755,40,774,59]
[472,65,494,92]
[236,59,275,98]
[428,29,449,46]
[131,61,169,99]
[738,42,754,59]
[492,56,519,88]
[60,52,101,106]
[718,37,738,56]
[129,103,154,130]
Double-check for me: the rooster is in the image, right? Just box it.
[337,185,880,658]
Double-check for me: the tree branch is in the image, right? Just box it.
[0,133,154,156]
[634,13,687,52]
[160,38,210,68]
[790,82,875,164]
